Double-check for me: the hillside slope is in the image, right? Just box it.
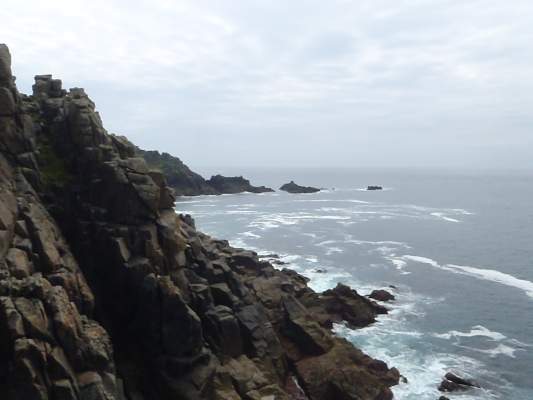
[137,147,273,196]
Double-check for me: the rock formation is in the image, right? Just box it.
[366,186,383,191]
[0,44,398,400]
[138,148,273,196]
[206,175,273,194]
[369,289,395,302]
[279,181,320,194]
[438,372,480,393]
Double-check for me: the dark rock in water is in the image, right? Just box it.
[206,174,273,194]
[438,396,450,400]
[367,185,383,191]
[280,181,320,193]
[369,289,395,302]
[0,44,399,400]
[314,269,327,273]
[444,372,480,387]
[438,372,480,392]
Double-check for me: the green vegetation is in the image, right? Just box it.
[37,139,73,188]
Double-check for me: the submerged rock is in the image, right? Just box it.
[367,185,383,191]
[280,181,320,194]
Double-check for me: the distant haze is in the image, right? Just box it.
[2,0,533,169]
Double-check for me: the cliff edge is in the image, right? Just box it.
[0,44,398,400]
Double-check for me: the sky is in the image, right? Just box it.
[2,0,533,170]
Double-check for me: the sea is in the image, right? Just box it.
[174,167,533,400]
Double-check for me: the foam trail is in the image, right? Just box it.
[431,212,461,223]
[403,255,533,299]
[435,325,506,341]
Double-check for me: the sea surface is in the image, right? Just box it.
[175,168,533,400]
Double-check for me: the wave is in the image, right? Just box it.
[402,255,533,299]
[435,325,506,341]
[240,231,261,239]
[430,212,461,223]
[294,199,371,204]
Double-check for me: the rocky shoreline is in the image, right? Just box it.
[138,148,274,196]
[0,44,399,399]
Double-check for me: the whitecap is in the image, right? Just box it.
[431,212,461,223]
[325,247,344,255]
[402,255,533,299]
[434,325,506,341]
[240,231,261,239]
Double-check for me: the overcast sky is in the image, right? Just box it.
[2,0,533,169]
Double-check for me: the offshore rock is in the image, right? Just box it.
[280,181,320,194]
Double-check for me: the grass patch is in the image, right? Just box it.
[37,139,73,188]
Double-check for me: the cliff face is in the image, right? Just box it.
[137,148,273,197]
[0,44,399,400]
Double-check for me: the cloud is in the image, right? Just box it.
[1,0,532,168]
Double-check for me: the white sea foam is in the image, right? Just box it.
[434,325,506,341]
[431,212,461,223]
[325,247,344,255]
[294,199,371,204]
[240,231,261,239]
[226,210,259,215]
[345,238,411,248]
[402,255,533,299]
[333,294,498,400]
[456,343,520,359]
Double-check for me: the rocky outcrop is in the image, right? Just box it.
[438,372,480,393]
[369,289,395,302]
[138,148,273,196]
[206,175,273,194]
[0,44,399,400]
[280,181,320,194]
[137,148,218,196]
[366,186,383,191]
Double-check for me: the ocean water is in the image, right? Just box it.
[175,168,533,400]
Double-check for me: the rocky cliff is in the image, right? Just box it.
[137,148,273,197]
[0,44,399,400]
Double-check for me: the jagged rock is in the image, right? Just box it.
[279,181,320,194]
[303,283,387,329]
[295,340,399,400]
[204,305,243,357]
[369,289,395,302]
[137,148,273,196]
[438,372,480,392]
[0,87,15,116]
[282,295,334,356]
[0,44,12,83]
[0,44,399,400]
[5,247,32,278]
[206,175,274,194]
